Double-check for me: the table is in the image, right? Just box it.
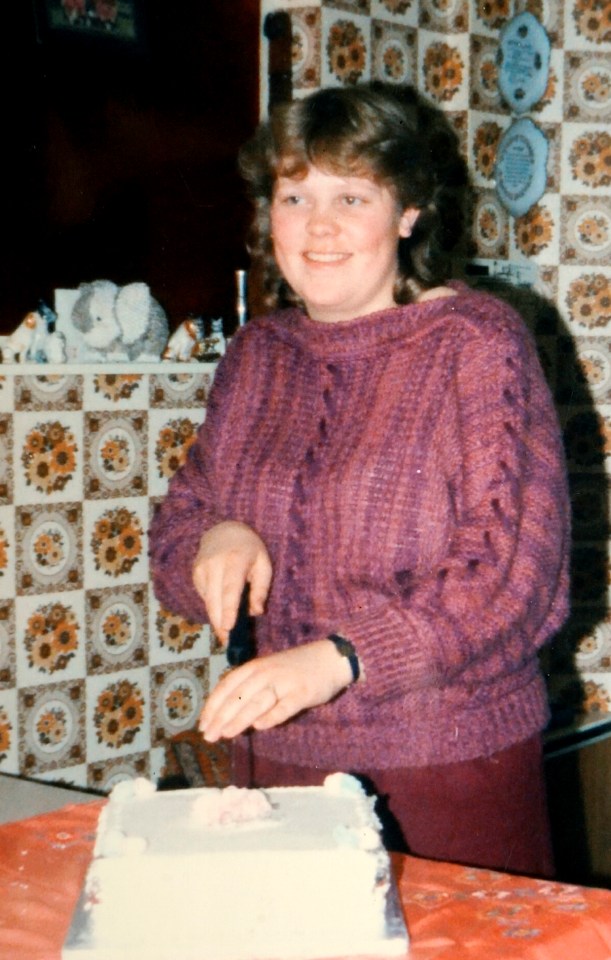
[1,801,611,960]
[0,774,98,826]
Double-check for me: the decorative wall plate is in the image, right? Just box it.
[495,117,549,217]
[497,11,551,115]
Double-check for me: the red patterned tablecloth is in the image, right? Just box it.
[1,800,611,959]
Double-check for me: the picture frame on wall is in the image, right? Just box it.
[34,0,143,48]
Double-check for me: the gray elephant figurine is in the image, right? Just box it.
[70,280,169,361]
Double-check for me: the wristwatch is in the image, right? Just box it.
[327,633,360,683]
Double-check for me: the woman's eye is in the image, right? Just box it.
[343,195,363,206]
[281,195,302,205]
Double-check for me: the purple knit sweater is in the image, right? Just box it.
[149,284,570,770]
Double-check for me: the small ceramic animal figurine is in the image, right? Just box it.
[70,280,169,361]
[2,303,66,363]
[162,317,206,361]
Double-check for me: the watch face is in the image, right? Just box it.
[328,634,360,682]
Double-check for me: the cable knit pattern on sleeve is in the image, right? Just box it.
[149,284,570,769]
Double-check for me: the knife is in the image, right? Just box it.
[226,584,256,666]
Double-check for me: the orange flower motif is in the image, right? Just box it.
[480,57,498,95]
[583,679,611,715]
[473,121,502,180]
[35,533,56,556]
[55,619,78,651]
[36,707,67,745]
[96,712,124,749]
[25,603,79,674]
[532,68,557,111]
[573,0,611,44]
[26,453,50,487]
[22,422,77,494]
[158,427,175,449]
[102,610,131,647]
[570,131,611,188]
[113,509,130,528]
[95,518,112,538]
[514,203,554,257]
[48,422,66,444]
[53,441,73,470]
[382,45,405,82]
[155,419,198,480]
[94,679,144,748]
[49,603,66,624]
[578,351,606,389]
[423,42,464,103]
[98,690,115,712]
[29,635,56,671]
[0,708,11,757]
[118,525,142,559]
[100,437,130,473]
[25,431,45,454]
[578,214,609,248]
[94,374,141,401]
[594,277,611,317]
[566,273,611,329]
[475,0,511,29]
[380,0,412,12]
[33,530,64,568]
[582,71,611,104]
[122,695,144,728]
[0,530,8,572]
[327,20,367,85]
[166,685,193,721]
[478,206,500,244]
[156,609,200,653]
[29,613,47,636]
[91,508,143,576]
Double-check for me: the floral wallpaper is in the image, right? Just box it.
[263,0,611,730]
[1,2,610,792]
[0,365,226,790]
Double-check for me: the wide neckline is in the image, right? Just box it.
[253,280,472,360]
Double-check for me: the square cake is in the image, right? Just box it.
[63,773,409,959]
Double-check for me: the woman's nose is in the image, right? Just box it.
[306,203,339,234]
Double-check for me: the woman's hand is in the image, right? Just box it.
[192,520,273,644]
[199,640,354,742]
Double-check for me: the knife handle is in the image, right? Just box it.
[226,585,255,666]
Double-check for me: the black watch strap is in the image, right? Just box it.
[327,633,360,683]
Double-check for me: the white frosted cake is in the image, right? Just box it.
[63,773,409,960]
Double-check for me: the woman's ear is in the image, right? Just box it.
[399,208,420,238]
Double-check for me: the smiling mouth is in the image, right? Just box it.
[304,252,350,264]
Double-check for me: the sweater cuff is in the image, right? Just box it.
[339,604,441,701]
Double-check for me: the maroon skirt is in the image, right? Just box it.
[233,733,554,878]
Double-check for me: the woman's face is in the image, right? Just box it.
[270,165,418,324]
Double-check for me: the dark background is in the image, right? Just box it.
[0,0,261,333]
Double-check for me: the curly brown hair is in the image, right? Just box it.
[239,82,470,311]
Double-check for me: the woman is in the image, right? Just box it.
[150,83,570,875]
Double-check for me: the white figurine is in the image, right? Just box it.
[162,317,206,361]
[70,280,169,362]
[2,304,66,364]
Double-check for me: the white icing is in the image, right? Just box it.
[97,828,147,857]
[190,785,273,827]
[323,771,365,796]
[72,774,409,960]
[108,777,156,803]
